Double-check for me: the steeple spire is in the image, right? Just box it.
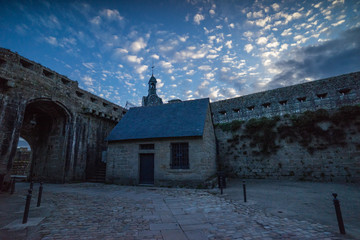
[151,61,154,76]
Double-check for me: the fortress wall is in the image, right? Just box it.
[210,72,360,124]
[214,107,360,183]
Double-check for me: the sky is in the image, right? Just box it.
[1,0,360,108]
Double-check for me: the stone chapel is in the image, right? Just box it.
[106,74,217,187]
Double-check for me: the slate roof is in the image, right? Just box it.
[107,98,210,141]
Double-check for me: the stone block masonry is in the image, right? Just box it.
[215,106,360,183]
[211,71,360,123]
[0,48,126,184]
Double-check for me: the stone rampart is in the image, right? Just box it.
[210,72,360,123]
[215,106,360,183]
[0,48,126,184]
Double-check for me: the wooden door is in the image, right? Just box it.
[139,154,154,184]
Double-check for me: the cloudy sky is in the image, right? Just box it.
[1,0,359,107]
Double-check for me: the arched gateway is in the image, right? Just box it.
[0,48,126,187]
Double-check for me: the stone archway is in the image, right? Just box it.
[20,98,71,182]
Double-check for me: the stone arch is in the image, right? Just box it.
[20,98,72,182]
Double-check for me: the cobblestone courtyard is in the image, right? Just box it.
[0,181,357,240]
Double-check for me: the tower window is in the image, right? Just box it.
[297,97,306,102]
[279,100,287,105]
[262,103,271,108]
[338,88,351,95]
[317,93,327,99]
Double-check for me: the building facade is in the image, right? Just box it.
[106,98,217,187]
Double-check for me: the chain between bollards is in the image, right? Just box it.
[243,180,247,202]
[37,182,43,207]
[332,193,345,234]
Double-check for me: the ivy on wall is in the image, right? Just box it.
[215,105,360,156]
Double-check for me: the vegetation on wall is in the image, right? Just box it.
[214,120,244,132]
[244,116,280,155]
[215,105,360,156]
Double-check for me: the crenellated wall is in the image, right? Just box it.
[210,72,360,123]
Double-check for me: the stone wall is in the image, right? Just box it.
[11,147,31,176]
[215,106,360,183]
[0,48,126,184]
[211,72,360,124]
[106,106,217,187]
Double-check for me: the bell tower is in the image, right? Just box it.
[142,66,163,107]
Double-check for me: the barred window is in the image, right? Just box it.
[171,143,189,169]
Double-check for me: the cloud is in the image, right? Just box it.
[179,35,189,42]
[198,65,212,71]
[244,44,254,53]
[269,27,360,89]
[126,55,143,64]
[204,72,215,80]
[130,37,147,52]
[90,16,101,25]
[332,0,344,5]
[266,41,279,48]
[252,10,264,18]
[159,60,173,69]
[314,2,322,8]
[151,54,159,59]
[243,31,253,38]
[225,40,232,49]
[251,16,271,27]
[135,65,148,74]
[82,62,95,69]
[82,75,95,86]
[209,4,216,16]
[174,47,208,61]
[100,9,123,21]
[281,28,292,36]
[44,36,58,46]
[114,48,128,55]
[194,13,205,25]
[280,43,288,51]
[272,3,280,11]
[256,37,268,45]
[206,54,219,59]
[332,19,345,27]
[186,69,195,75]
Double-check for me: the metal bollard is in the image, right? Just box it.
[37,182,43,207]
[218,172,225,195]
[243,180,247,202]
[22,188,32,224]
[10,178,15,194]
[332,193,345,234]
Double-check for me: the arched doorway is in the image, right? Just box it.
[20,98,71,182]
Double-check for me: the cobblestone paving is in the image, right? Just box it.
[11,183,349,240]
